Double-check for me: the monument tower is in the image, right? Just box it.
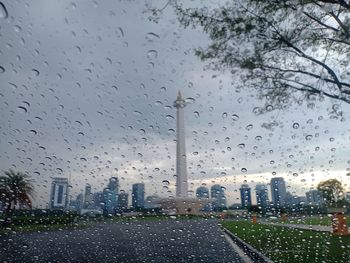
[174,91,188,198]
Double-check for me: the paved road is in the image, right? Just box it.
[0,219,246,263]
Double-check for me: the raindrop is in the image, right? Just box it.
[185,97,195,103]
[168,128,175,133]
[305,135,313,141]
[147,50,158,60]
[266,105,273,111]
[0,2,8,19]
[116,27,124,38]
[17,106,27,113]
[246,124,253,131]
[255,136,262,141]
[29,130,37,135]
[133,110,142,116]
[241,168,247,173]
[146,32,160,41]
[162,180,170,185]
[14,25,22,32]
[0,65,4,73]
[165,115,174,120]
[194,111,200,118]
[293,123,299,129]
[31,69,40,77]
[237,143,245,149]
[80,157,87,161]
[231,114,239,121]
[192,151,198,155]
[160,86,166,92]
[222,112,227,119]
[137,153,143,158]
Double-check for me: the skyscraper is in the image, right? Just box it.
[239,184,252,208]
[196,186,209,199]
[132,183,145,210]
[211,184,226,209]
[103,177,119,214]
[50,177,69,209]
[306,189,324,205]
[84,184,93,209]
[255,184,269,208]
[270,177,287,207]
[174,91,188,198]
[118,192,129,212]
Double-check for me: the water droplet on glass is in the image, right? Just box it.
[146,32,160,41]
[246,124,253,131]
[293,123,299,129]
[147,50,158,60]
[162,180,169,185]
[241,168,247,173]
[305,135,313,141]
[14,25,22,33]
[194,111,200,118]
[185,97,195,103]
[165,115,174,120]
[222,112,227,119]
[17,106,27,113]
[0,2,8,19]
[116,27,124,38]
[238,143,245,149]
[31,69,40,77]
[0,65,4,73]
[231,114,239,121]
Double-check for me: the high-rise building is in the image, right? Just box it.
[93,192,104,209]
[132,183,145,210]
[118,192,129,212]
[270,177,287,207]
[306,189,324,205]
[144,195,160,209]
[84,184,94,209]
[211,184,226,209]
[103,177,119,214]
[239,184,252,208]
[108,177,119,191]
[255,184,269,208]
[196,186,209,199]
[174,91,188,198]
[50,178,69,209]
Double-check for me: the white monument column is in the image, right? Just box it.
[174,91,188,198]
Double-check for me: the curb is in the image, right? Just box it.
[222,227,274,263]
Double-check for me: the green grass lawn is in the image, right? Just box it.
[286,216,350,226]
[222,220,350,263]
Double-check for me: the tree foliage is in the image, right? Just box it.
[158,1,350,112]
[0,169,34,213]
[317,179,345,207]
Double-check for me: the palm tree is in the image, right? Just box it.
[0,169,34,214]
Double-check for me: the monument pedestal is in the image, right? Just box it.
[158,197,210,215]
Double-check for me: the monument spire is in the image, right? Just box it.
[174,90,188,198]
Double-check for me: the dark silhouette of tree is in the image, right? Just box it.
[150,1,350,113]
[0,169,34,214]
[317,179,345,207]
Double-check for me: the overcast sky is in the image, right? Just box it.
[1,0,350,208]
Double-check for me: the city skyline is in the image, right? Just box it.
[1,0,350,209]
